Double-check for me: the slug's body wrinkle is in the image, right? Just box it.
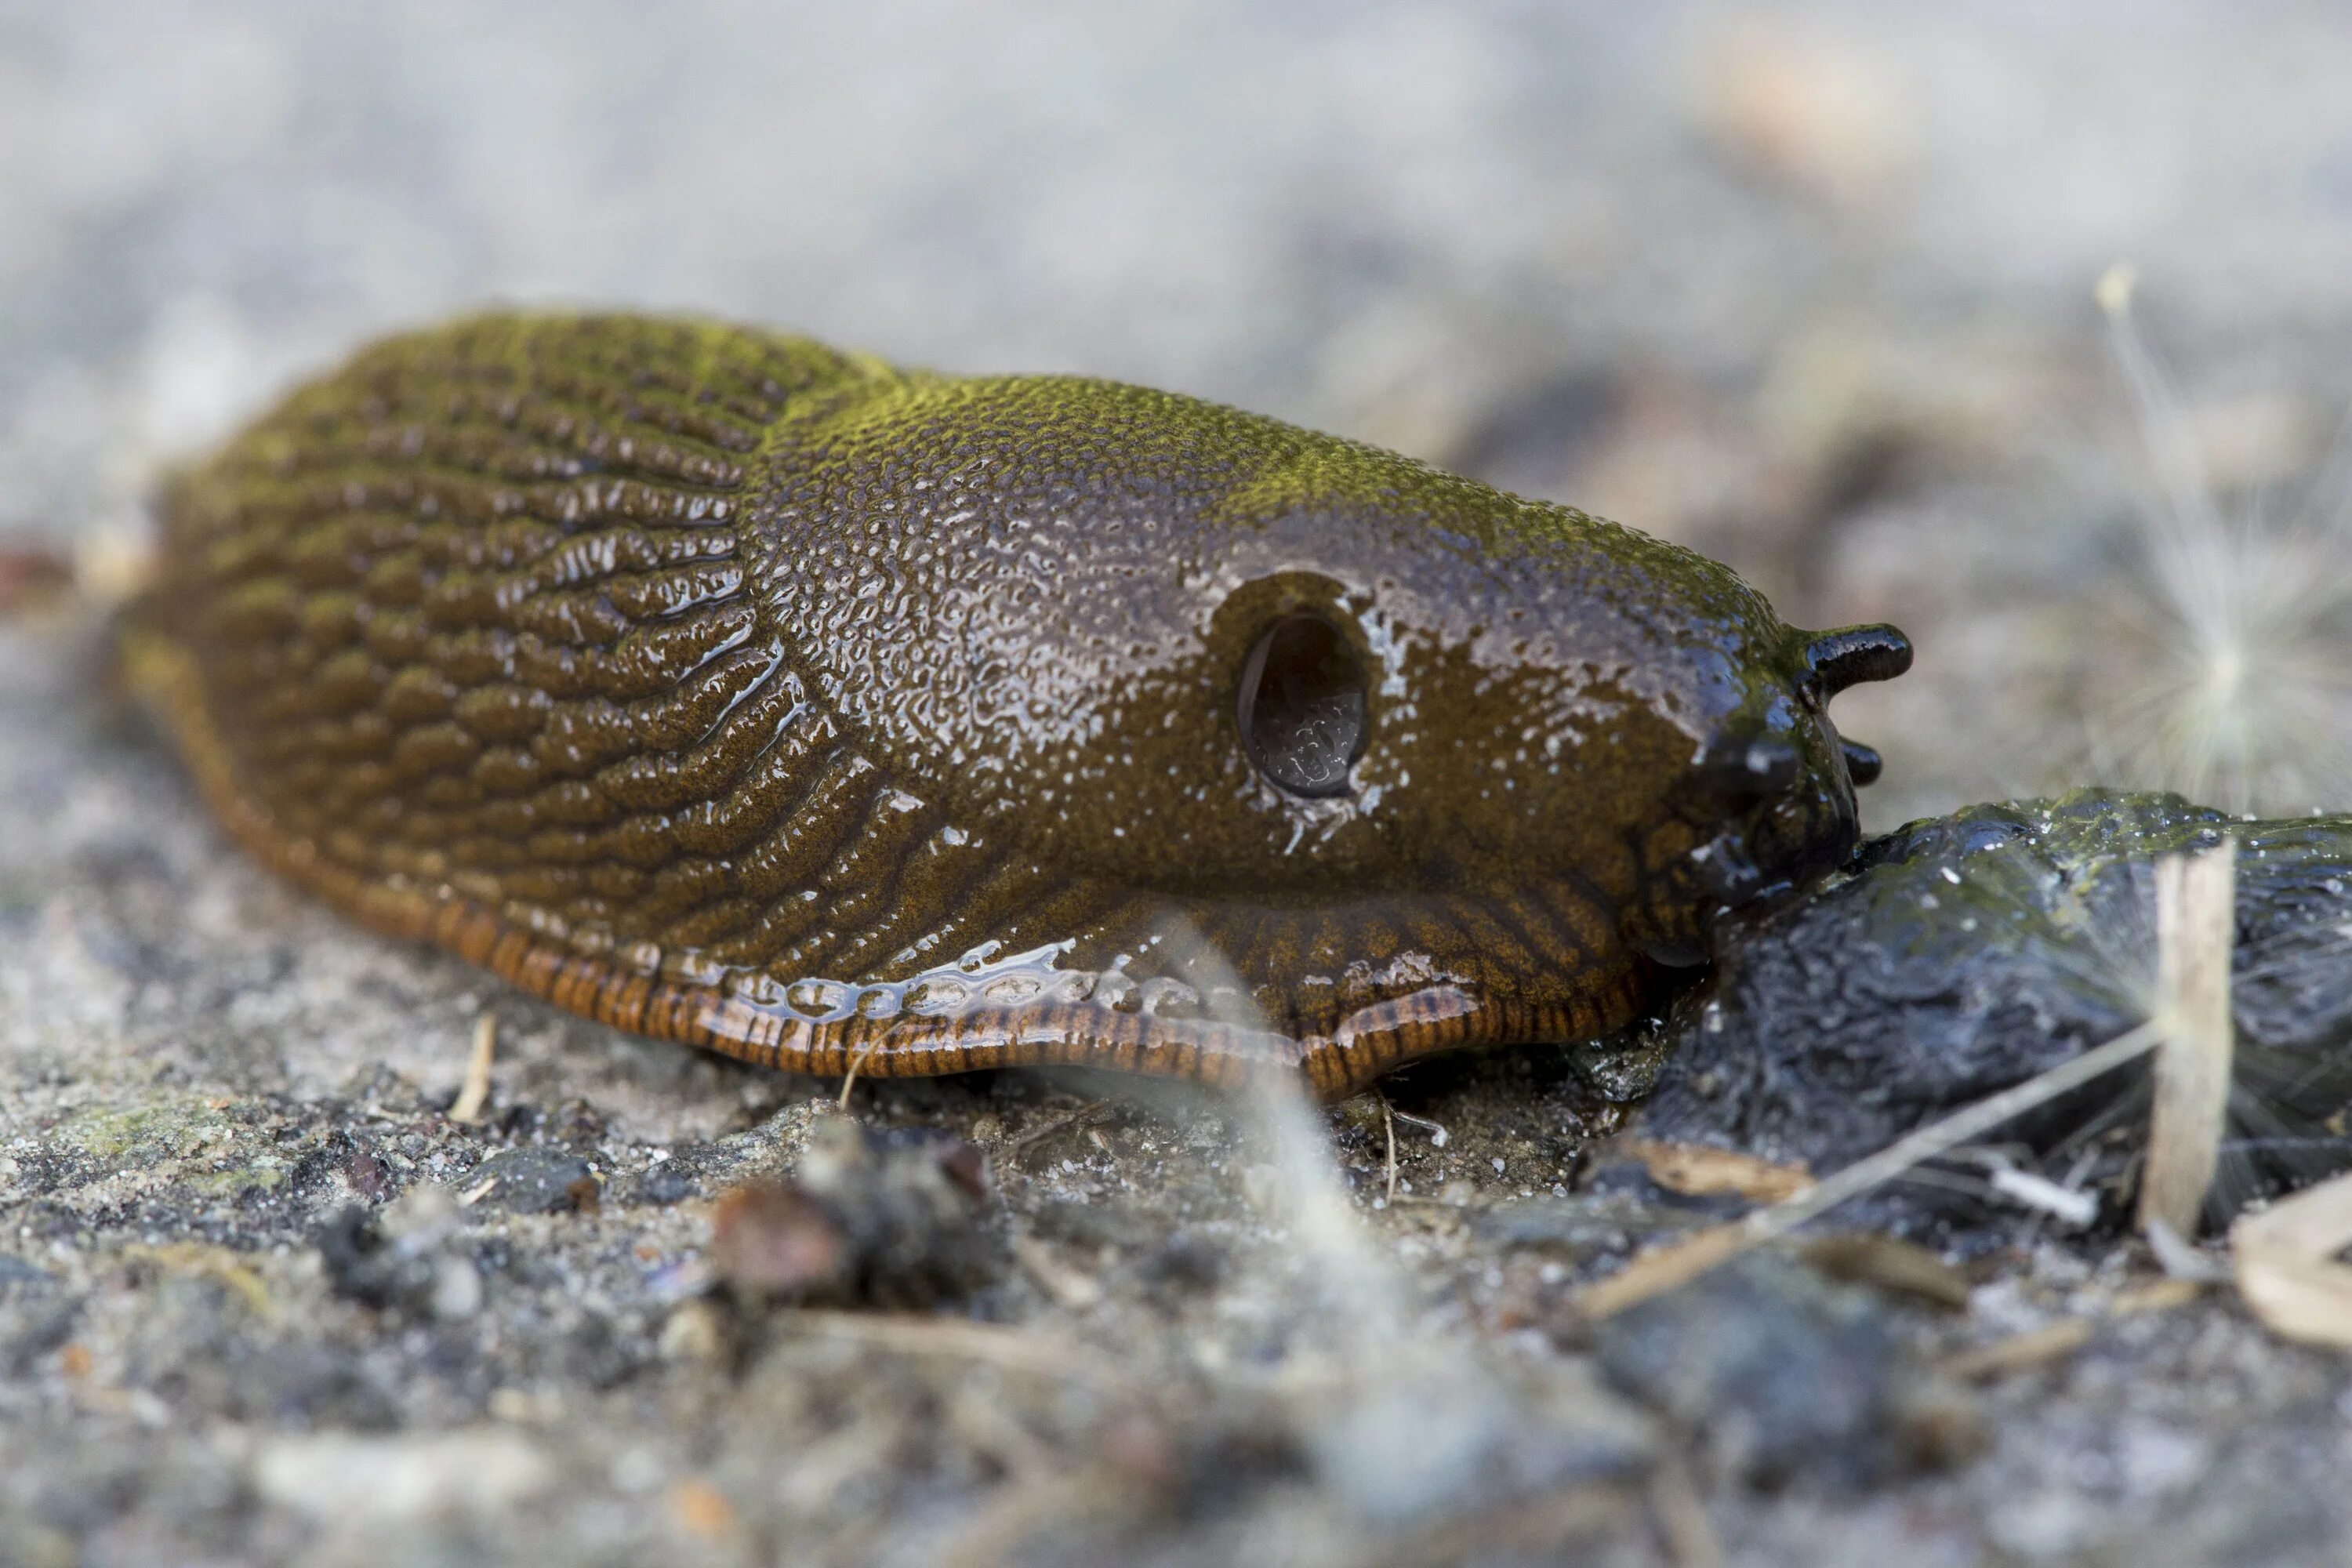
[128,313,1910,1097]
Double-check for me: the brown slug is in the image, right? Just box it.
[124,313,1910,1098]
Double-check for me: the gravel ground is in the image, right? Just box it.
[9,4,2352,1564]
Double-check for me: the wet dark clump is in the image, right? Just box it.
[1638,790,2352,1229]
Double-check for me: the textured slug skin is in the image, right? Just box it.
[125,313,1907,1098]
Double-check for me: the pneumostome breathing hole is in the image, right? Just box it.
[1237,615,1366,798]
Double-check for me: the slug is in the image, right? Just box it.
[125,313,1911,1098]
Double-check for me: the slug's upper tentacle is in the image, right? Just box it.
[1799,622,1910,797]
[1806,623,1915,695]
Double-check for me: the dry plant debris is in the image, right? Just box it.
[1617,1138,1814,1204]
[2139,842,2237,1240]
[1577,1018,2167,1321]
[1798,1235,1972,1310]
[448,1013,497,1126]
[2232,1171,2352,1348]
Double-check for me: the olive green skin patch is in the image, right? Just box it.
[125,313,1907,1098]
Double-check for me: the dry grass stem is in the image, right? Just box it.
[1942,1276,2208,1380]
[2230,1171,2352,1348]
[1572,1220,1763,1321]
[449,1013,496,1125]
[2110,1278,2208,1315]
[2138,842,2237,1239]
[1577,1018,2166,1319]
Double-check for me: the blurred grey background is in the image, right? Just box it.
[9,0,2352,821]
[11,13,2352,1563]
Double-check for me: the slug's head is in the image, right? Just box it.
[1650,620,1911,956]
[1184,500,1910,965]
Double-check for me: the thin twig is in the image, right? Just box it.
[837,1036,883,1114]
[1390,1107,1450,1146]
[450,1013,496,1125]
